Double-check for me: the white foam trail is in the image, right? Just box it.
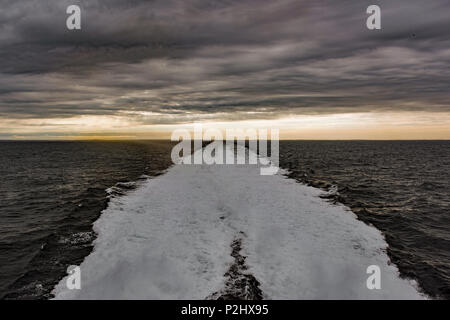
[53,145,425,299]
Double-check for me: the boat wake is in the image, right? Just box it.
[53,145,425,299]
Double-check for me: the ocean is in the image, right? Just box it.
[0,140,449,299]
[279,140,450,298]
[0,141,174,299]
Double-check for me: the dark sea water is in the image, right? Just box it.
[279,140,450,299]
[0,140,449,299]
[0,141,174,299]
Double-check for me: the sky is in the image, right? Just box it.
[0,0,449,140]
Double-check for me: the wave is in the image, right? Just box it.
[53,145,425,299]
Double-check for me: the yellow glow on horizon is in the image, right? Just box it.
[1,111,450,140]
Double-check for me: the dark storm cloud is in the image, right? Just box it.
[0,0,449,123]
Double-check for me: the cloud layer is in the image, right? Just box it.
[0,0,449,135]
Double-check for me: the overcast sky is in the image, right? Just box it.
[0,0,449,139]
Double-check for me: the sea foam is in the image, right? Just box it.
[53,145,425,299]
